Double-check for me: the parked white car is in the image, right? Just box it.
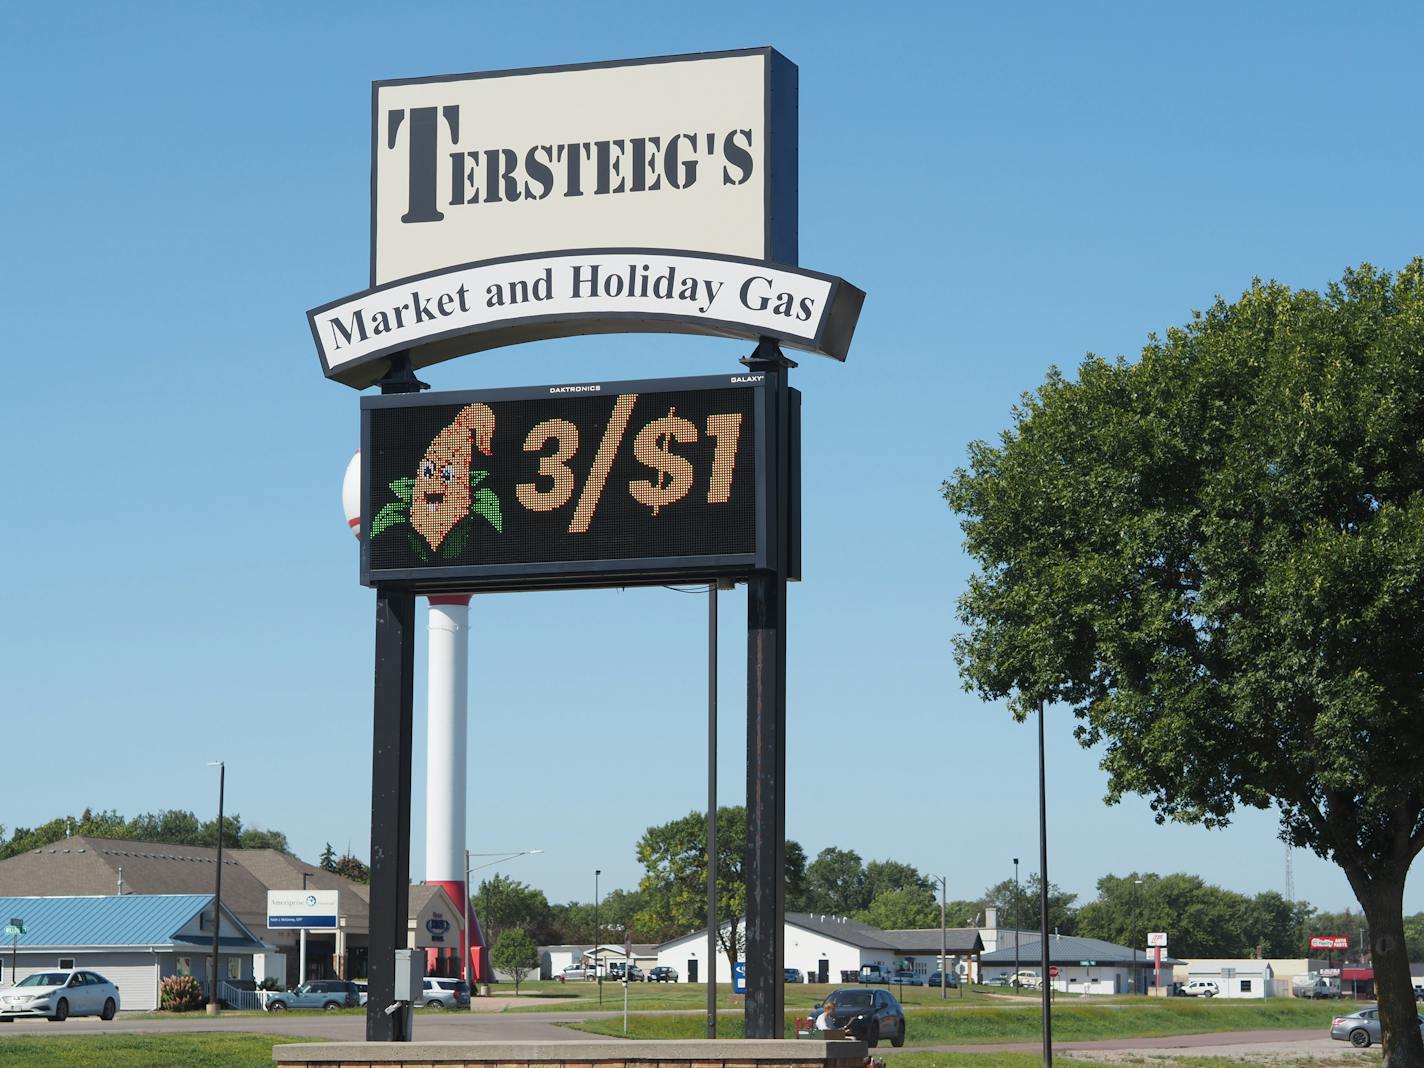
[1182,979,1220,998]
[0,970,121,1021]
[559,964,596,981]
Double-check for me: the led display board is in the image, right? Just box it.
[361,373,796,591]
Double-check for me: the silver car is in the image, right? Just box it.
[0,969,121,1021]
[1330,1006,1424,1048]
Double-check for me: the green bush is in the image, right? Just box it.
[160,974,204,1012]
[257,976,283,991]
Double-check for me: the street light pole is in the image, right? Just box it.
[936,875,947,1001]
[466,849,542,992]
[1013,857,1020,991]
[595,869,602,1006]
[205,761,225,1015]
[1133,878,1144,995]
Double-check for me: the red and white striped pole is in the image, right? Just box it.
[344,451,479,986]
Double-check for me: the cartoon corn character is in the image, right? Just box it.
[371,403,503,561]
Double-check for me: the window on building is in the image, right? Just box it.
[58,958,75,970]
[1240,980,1252,992]
[227,957,241,979]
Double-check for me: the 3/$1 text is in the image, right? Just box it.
[387,105,756,221]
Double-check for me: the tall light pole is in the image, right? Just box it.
[934,875,948,1001]
[465,849,542,990]
[205,761,224,1016]
[1013,857,1020,991]
[1132,878,1144,994]
[594,869,602,1006]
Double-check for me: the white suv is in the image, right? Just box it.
[421,977,470,1008]
[1183,979,1220,998]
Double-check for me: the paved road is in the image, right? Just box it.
[0,1009,603,1043]
[0,1011,1347,1061]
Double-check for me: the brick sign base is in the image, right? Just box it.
[273,1039,868,1068]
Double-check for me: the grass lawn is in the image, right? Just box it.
[0,1032,318,1068]
[503,981,1039,1013]
[568,996,1340,1045]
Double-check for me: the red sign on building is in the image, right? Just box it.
[1310,935,1350,950]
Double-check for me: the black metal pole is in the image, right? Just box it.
[366,586,415,1041]
[595,870,603,1004]
[744,347,789,1040]
[1038,702,1052,1067]
[1014,857,1020,990]
[208,762,224,1011]
[708,581,718,1038]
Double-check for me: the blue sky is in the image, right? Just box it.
[3,2,1422,919]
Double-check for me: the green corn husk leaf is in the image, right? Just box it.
[440,520,470,560]
[389,477,416,503]
[470,469,490,489]
[370,501,409,539]
[405,527,429,563]
[473,487,502,533]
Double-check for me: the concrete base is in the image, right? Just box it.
[273,1038,867,1068]
[205,1003,220,1016]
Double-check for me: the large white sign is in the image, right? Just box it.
[267,890,339,930]
[372,49,797,286]
[311,250,860,387]
[1146,932,1168,947]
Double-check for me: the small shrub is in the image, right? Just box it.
[161,973,205,1012]
[257,976,283,991]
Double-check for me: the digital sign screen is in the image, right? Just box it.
[361,374,779,590]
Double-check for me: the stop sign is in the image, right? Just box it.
[1049,966,1059,977]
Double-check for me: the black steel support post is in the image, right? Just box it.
[707,581,719,1039]
[744,341,791,1039]
[365,352,424,1042]
[366,587,415,1040]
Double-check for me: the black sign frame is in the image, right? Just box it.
[359,372,798,593]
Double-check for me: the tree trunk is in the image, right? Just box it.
[1351,869,1424,1068]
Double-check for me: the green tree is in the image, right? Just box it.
[320,843,337,872]
[634,806,804,975]
[331,853,369,884]
[490,929,538,993]
[1404,915,1424,962]
[946,261,1424,1067]
[858,886,940,930]
[982,874,1077,936]
[864,860,931,903]
[803,848,868,914]
[477,874,553,946]
[237,828,289,851]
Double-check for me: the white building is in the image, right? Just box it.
[655,912,983,984]
[979,934,1178,995]
[1178,958,1279,998]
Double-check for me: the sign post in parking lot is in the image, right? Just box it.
[308,46,862,1043]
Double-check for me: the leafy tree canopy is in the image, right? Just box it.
[0,808,290,860]
[946,260,1424,1065]
[634,806,805,973]
[489,929,538,993]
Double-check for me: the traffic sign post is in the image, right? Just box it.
[4,919,22,987]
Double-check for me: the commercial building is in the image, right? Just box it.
[0,893,266,1011]
[655,913,984,984]
[0,838,466,986]
[979,934,1180,994]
